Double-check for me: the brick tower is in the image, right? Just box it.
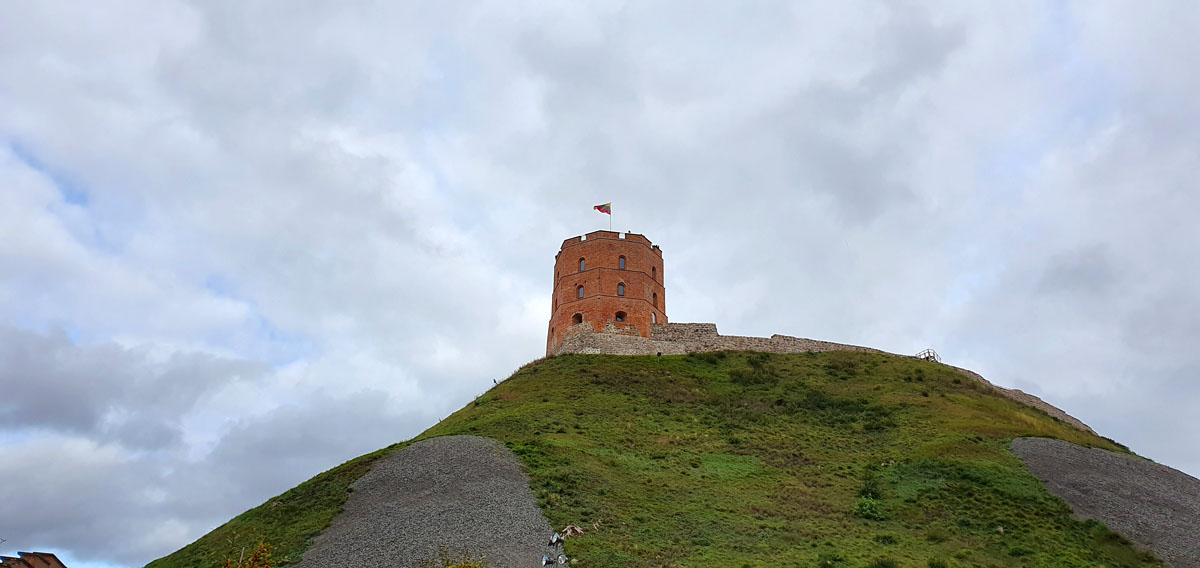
[547,231,667,354]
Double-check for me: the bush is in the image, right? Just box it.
[927,559,949,568]
[865,558,898,568]
[860,474,883,500]
[855,496,885,520]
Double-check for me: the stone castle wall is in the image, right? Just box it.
[550,322,1094,433]
[551,321,885,357]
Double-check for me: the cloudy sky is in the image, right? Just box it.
[2,2,1198,566]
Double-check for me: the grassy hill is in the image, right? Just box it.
[148,351,1161,568]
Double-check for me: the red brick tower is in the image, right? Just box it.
[547,231,667,354]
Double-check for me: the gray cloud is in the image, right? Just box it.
[0,326,266,449]
[1037,245,1119,298]
[0,335,432,565]
[1,1,1199,566]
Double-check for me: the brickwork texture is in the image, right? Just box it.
[547,231,666,354]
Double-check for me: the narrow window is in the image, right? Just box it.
[554,298,557,311]
[577,285,584,299]
[619,256,626,270]
[617,283,625,296]
[615,311,627,322]
[572,313,583,325]
[653,292,658,308]
[579,258,586,272]
[652,313,657,323]
[652,266,656,281]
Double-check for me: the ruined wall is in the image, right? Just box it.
[550,322,1095,433]
[551,322,884,357]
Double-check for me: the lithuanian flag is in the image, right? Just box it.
[594,203,611,215]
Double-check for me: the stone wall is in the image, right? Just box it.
[551,322,884,357]
[550,322,1095,433]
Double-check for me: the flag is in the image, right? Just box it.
[594,203,611,215]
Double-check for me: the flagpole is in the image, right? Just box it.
[609,204,612,231]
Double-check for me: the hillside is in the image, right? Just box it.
[148,351,1162,568]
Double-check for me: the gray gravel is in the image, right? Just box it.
[1011,437,1200,567]
[294,435,554,568]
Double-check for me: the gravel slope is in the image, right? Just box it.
[1011,437,1200,567]
[294,435,553,568]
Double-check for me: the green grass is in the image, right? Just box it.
[148,351,1162,568]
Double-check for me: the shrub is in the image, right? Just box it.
[855,496,885,520]
[865,558,898,568]
[874,534,897,545]
[860,474,883,500]
[927,559,949,568]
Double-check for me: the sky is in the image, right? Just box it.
[1,2,1198,566]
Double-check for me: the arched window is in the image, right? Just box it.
[653,292,658,308]
[579,258,586,272]
[577,285,584,299]
[652,313,656,323]
[652,266,657,281]
[619,256,626,270]
[572,313,583,325]
[615,311,627,322]
[554,297,557,311]
[617,283,625,296]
